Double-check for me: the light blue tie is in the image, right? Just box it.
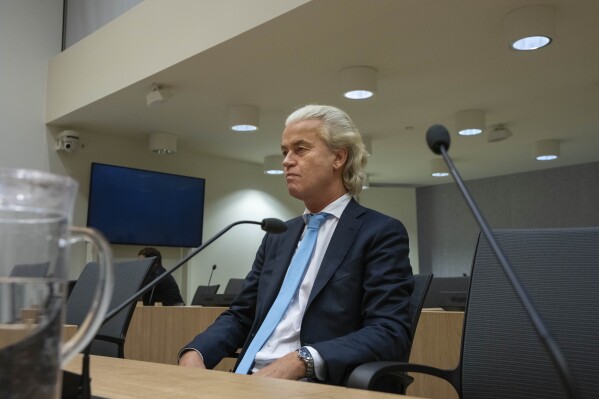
[235,212,329,374]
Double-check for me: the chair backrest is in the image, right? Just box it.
[408,274,433,341]
[461,227,599,399]
[224,278,245,295]
[191,284,220,305]
[66,257,155,357]
[346,273,433,393]
[9,262,49,277]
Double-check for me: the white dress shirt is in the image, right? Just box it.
[252,193,351,379]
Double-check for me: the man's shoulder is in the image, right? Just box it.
[343,201,407,230]
[343,199,394,220]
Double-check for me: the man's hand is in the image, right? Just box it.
[179,350,207,369]
[252,351,306,380]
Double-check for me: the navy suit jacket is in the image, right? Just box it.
[185,199,414,385]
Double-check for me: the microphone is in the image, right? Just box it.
[63,218,287,399]
[426,124,580,399]
[208,264,217,286]
[105,218,287,321]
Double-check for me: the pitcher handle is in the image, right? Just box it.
[61,226,114,364]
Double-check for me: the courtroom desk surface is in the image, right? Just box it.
[125,306,464,398]
[63,355,429,399]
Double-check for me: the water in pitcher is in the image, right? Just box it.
[0,208,68,399]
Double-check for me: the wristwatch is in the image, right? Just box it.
[297,347,316,379]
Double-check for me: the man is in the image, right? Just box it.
[179,104,414,385]
[138,247,185,306]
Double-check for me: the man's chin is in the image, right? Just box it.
[286,186,302,200]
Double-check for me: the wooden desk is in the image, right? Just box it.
[0,324,77,348]
[124,305,233,369]
[125,307,464,397]
[63,355,428,399]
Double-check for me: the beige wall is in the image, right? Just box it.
[0,0,62,171]
[359,188,419,274]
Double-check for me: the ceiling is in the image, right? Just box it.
[51,0,599,187]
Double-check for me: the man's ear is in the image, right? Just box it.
[333,147,348,170]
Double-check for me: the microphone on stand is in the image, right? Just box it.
[104,218,286,321]
[426,124,580,399]
[208,264,217,286]
[62,218,287,399]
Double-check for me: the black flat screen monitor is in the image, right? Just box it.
[87,163,205,248]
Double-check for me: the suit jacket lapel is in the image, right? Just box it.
[307,199,365,308]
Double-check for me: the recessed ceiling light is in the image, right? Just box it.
[431,158,449,177]
[455,110,485,136]
[505,5,555,51]
[340,66,377,100]
[228,105,259,132]
[534,139,560,161]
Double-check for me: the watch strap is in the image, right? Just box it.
[297,346,315,379]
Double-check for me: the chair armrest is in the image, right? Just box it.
[347,361,458,394]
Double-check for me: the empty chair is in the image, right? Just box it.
[347,273,433,393]
[223,278,245,295]
[9,262,49,278]
[347,227,599,398]
[191,284,220,305]
[66,257,156,358]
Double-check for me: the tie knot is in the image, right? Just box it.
[307,212,329,230]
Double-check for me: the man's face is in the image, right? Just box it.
[281,119,344,206]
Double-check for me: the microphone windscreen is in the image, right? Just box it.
[426,124,451,155]
[261,218,287,234]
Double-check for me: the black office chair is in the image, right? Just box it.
[347,273,432,393]
[191,284,221,305]
[347,227,599,398]
[66,257,155,358]
[224,278,245,295]
[9,262,50,278]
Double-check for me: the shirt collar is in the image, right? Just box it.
[302,193,351,223]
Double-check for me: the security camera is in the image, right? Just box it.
[56,130,80,153]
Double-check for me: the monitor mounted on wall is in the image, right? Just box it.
[87,163,205,248]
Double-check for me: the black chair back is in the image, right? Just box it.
[191,284,220,305]
[9,262,50,277]
[408,274,433,342]
[460,227,599,398]
[224,278,245,295]
[66,257,155,358]
[347,273,432,393]
[348,227,599,398]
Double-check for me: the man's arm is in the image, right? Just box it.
[179,233,272,368]
[179,349,207,368]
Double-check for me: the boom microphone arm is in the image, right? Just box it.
[105,218,287,322]
[63,218,287,399]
